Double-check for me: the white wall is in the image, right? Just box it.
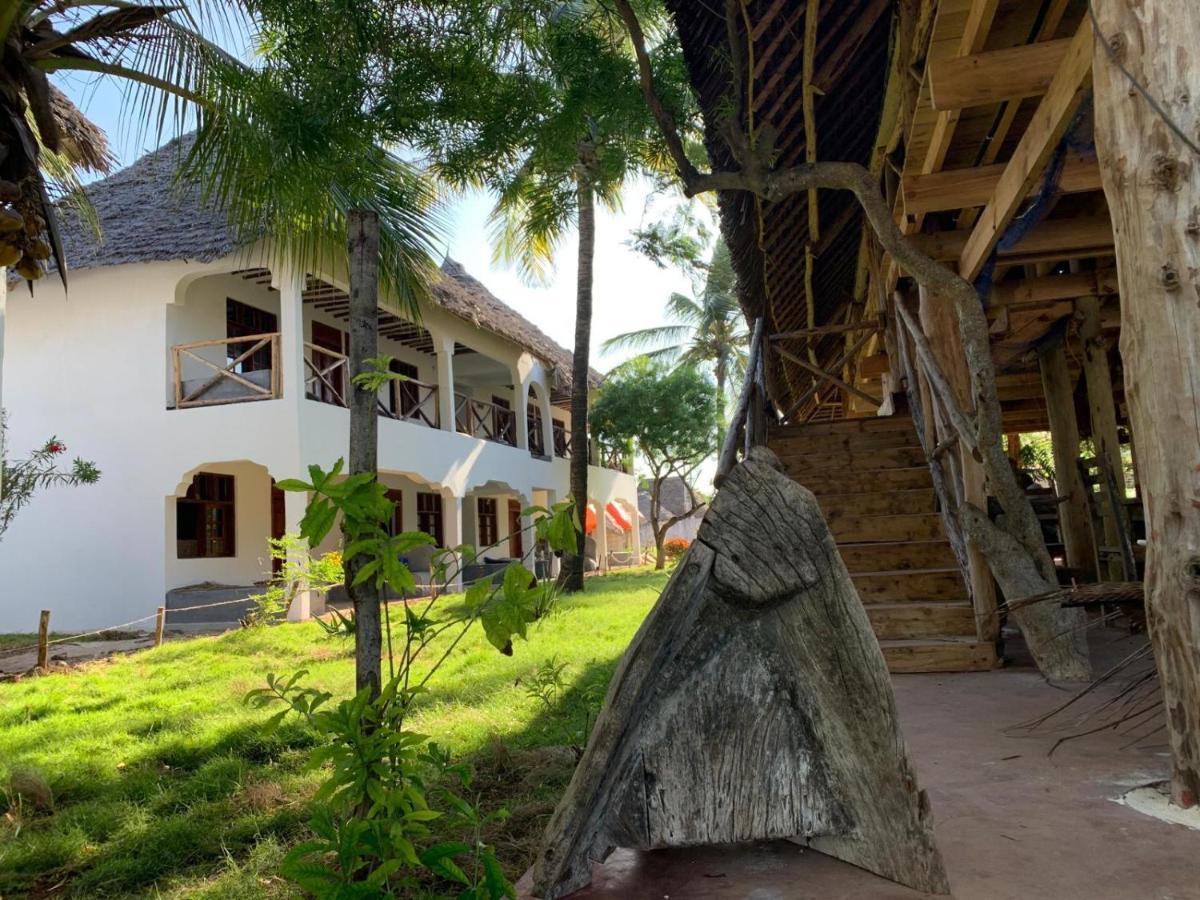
[0,252,638,631]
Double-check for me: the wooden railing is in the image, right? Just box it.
[304,343,438,429]
[528,413,547,457]
[553,422,571,458]
[172,333,280,408]
[455,393,517,446]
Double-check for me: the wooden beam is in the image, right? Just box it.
[928,38,1069,110]
[902,155,1101,216]
[912,215,1113,263]
[1038,336,1098,581]
[811,0,892,91]
[958,20,1095,281]
[777,346,882,408]
[991,268,1118,308]
[770,320,881,339]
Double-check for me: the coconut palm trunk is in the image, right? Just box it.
[563,156,595,593]
[714,363,727,450]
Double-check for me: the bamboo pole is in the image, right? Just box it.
[715,317,765,487]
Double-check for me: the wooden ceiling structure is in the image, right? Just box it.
[668,0,1125,439]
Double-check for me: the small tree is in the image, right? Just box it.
[591,361,715,569]
[0,417,99,541]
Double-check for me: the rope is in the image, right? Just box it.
[1087,0,1200,159]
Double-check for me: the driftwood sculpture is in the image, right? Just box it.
[532,448,949,898]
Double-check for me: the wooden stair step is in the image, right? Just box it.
[866,603,977,641]
[839,540,958,573]
[880,638,998,674]
[774,445,929,472]
[768,429,920,454]
[770,415,920,437]
[819,489,938,519]
[852,568,967,603]
[796,466,935,495]
[829,512,946,544]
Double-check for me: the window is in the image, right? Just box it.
[477,498,498,548]
[177,472,235,558]
[528,403,545,456]
[417,492,444,546]
[226,299,277,372]
[385,489,404,537]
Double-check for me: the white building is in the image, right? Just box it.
[0,139,639,632]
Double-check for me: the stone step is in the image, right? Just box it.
[866,602,977,641]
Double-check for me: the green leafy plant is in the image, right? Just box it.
[1,416,100,541]
[245,535,344,628]
[249,458,579,897]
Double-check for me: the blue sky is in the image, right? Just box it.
[52,69,702,373]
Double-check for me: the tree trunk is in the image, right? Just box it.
[1092,0,1200,808]
[345,210,382,699]
[714,362,727,450]
[653,528,667,570]
[562,157,596,593]
[533,448,949,899]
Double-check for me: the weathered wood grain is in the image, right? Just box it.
[532,449,949,898]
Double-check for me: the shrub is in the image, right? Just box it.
[662,537,691,563]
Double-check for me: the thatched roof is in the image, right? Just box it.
[55,136,597,389]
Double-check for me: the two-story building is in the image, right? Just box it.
[0,138,640,632]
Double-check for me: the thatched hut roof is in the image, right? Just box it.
[54,136,597,390]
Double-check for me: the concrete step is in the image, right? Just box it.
[829,512,946,544]
[880,637,998,674]
[866,602,977,641]
[852,568,967,603]
[839,540,958,573]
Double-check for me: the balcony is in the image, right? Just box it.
[455,393,517,447]
[304,342,440,428]
[171,333,281,408]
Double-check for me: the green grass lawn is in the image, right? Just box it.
[0,567,668,898]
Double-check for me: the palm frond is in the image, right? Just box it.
[601,324,690,354]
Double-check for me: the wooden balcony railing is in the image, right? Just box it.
[172,333,280,408]
[304,343,438,429]
[455,393,517,446]
[553,422,571,459]
[528,412,547,457]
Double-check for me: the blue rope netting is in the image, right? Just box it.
[972,94,1097,303]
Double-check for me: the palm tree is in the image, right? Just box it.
[458,9,687,592]
[0,2,441,303]
[603,240,748,445]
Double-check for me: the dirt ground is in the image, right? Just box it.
[520,631,1200,900]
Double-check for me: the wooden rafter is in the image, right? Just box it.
[958,19,1094,281]
[928,38,1069,111]
[902,154,1100,216]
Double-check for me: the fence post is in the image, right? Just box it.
[37,609,50,670]
[154,606,166,647]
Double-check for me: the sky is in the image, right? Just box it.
[52,72,704,376]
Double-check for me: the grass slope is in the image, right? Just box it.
[0,568,668,898]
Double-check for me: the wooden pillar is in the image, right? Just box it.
[1078,296,1126,579]
[918,286,999,644]
[1006,433,1021,462]
[1037,337,1097,582]
[1093,0,1200,808]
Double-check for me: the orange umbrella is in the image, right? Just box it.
[606,502,632,532]
[584,506,597,534]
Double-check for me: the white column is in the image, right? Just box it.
[274,265,306,403]
[593,500,610,573]
[543,489,562,579]
[442,492,464,592]
[512,373,530,451]
[434,334,456,433]
[284,490,325,621]
[539,383,555,459]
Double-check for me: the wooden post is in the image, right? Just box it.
[154,606,166,647]
[36,609,50,670]
[1037,336,1098,582]
[346,209,382,699]
[916,287,999,644]
[1006,433,1021,462]
[1077,296,1126,580]
[1092,0,1200,808]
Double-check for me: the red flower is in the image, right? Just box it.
[45,440,66,455]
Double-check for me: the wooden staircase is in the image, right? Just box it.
[768,415,998,674]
